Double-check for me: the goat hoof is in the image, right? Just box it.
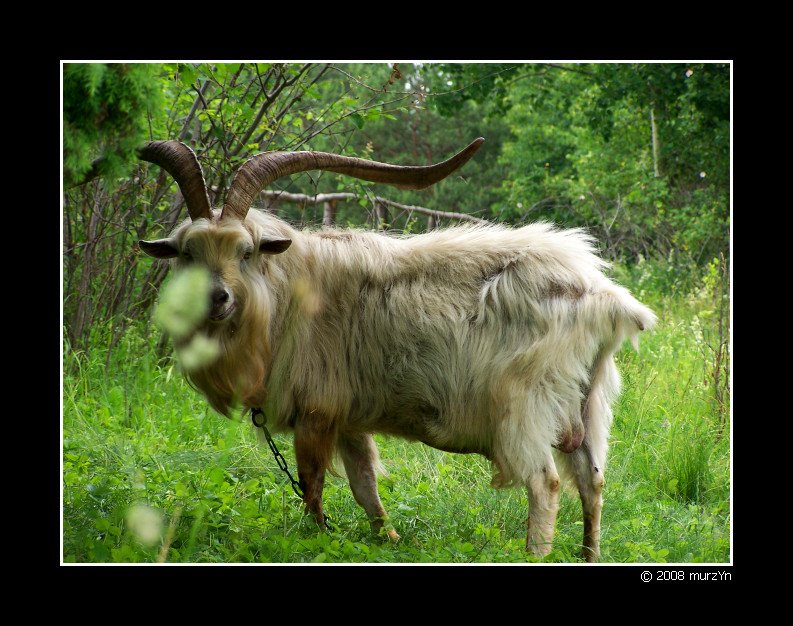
[580,548,599,563]
[526,540,552,558]
[376,524,400,542]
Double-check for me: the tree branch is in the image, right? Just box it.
[537,63,596,77]
[230,64,314,157]
[178,79,213,142]
[194,84,229,160]
[257,190,490,224]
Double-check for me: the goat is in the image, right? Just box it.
[138,139,656,561]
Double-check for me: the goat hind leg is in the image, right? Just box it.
[525,455,561,558]
[572,443,604,562]
[556,438,605,562]
[338,433,399,541]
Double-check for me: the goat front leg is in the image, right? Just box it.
[338,432,399,541]
[293,416,336,528]
[526,455,561,558]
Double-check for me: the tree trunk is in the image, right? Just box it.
[323,199,337,227]
[374,201,389,230]
[69,189,103,350]
[63,194,75,297]
[650,104,661,178]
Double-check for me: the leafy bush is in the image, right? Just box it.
[64,63,162,187]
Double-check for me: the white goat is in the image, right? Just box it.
[138,139,655,561]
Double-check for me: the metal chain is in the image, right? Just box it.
[250,407,334,530]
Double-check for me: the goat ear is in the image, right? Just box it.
[139,239,179,259]
[259,238,292,255]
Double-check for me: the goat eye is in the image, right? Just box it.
[182,252,193,262]
[243,251,253,260]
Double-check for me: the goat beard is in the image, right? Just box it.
[178,301,271,417]
[183,339,268,416]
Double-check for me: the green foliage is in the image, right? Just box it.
[63,266,730,563]
[64,63,163,187]
[425,63,521,117]
[314,64,509,227]
[427,63,729,266]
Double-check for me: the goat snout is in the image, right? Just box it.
[209,286,234,321]
[212,288,230,305]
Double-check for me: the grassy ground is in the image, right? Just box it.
[62,263,730,563]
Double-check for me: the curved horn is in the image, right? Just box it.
[137,141,212,221]
[221,137,485,221]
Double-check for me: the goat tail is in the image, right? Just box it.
[553,287,655,482]
[606,284,657,350]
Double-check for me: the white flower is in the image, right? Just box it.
[126,504,163,547]
[178,334,220,371]
[154,267,210,340]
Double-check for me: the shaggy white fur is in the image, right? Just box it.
[147,208,655,559]
[177,211,656,485]
[136,128,662,561]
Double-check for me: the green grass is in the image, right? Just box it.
[62,270,730,563]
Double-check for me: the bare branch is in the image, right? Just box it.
[257,190,490,224]
[230,64,314,157]
[247,64,275,110]
[287,92,414,151]
[426,65,520,97]
[194,84,229,160]
[329,65,415,95]
[178,79,213,142]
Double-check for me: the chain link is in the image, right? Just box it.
[251,408,334,530]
